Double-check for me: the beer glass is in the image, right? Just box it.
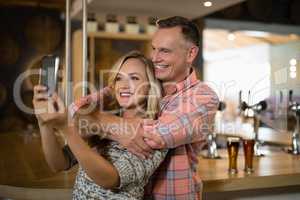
[243,139,255,173]
[227,137,240,174]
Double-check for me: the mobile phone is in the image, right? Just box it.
[39,55,60,96]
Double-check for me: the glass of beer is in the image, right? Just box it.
[227,137,240,174]
[243,139,255,174]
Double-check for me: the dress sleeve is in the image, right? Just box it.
[111,148,168,189]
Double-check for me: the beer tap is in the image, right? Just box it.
[241,100,267,156]
[204,101,226,159]
[238,90,254,120]
[238,91,243,116]
[285,90,300,155]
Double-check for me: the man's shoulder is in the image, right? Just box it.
[189,81,218,98]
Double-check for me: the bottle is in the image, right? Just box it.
[87,13,98,32]
[125,16,139,34]
[105,14,119,33]
[146,16,157,34]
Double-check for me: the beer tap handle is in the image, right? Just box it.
[239,90,242,105]
[218,101,226,111]
[248,90,251,105]
[289,90,293,103]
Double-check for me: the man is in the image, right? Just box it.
[62,16,218,199]
[140,16,218,199]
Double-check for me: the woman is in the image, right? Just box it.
[33,51,167,199]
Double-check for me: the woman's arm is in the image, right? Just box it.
[38,122,69,172]
[63,125,167,190]
[71,109,167,189]
[62,126,120,189]
[33,85,69,172]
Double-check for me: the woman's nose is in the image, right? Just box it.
[119,79,130,88]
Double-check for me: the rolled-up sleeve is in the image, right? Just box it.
[152,85,219,148]
[68,87,112,118]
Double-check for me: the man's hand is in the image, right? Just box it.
[143,120,166,149]
[143,133,165,149]
[115,118,154,159]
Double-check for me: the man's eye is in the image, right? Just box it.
[161,49,170,53]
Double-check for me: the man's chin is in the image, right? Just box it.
[155,73,170,81]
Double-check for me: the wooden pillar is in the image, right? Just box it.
[72,30,83,101]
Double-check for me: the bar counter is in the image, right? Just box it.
[0,129,300,199]
[199,149,300,192]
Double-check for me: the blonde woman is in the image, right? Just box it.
[33,51,167,199]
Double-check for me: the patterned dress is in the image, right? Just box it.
[63,141,167,200]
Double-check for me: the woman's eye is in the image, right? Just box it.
[115,76,121,81]
[131,76,140,81]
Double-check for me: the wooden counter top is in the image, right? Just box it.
[198,149,300,192]
[1,130,300,198]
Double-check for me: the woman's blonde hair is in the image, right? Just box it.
[108,51,161,119]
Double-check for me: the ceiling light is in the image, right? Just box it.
[240,30,270,38]
[204,1,212,7]
[290,71,297,79]
[289,34,299,39]
[290,58,297,66]
[227,33,236,41]
[289,66,297,72]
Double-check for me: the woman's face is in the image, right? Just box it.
[114,58,150,110]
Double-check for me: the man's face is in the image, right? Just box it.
[151,26,195,83]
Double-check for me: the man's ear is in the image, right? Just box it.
[187,45,199,64]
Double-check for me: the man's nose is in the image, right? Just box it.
[151,50,160,63]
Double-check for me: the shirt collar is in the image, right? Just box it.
[162,68,199,96]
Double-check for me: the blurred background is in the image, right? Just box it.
[0,0,299,199]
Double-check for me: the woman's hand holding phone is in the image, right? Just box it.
[33,85,67,129]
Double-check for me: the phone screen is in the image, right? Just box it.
[39,55,59,95]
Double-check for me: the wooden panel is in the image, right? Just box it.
[24,15,62,54]
[0,185,72,200]
[89,32,151,41]
[71,0,245,19]
[0,132,76,188]
[0,132,50,185]
[72,30,152,100]
[0,0,66,10]
[72,30,84,101]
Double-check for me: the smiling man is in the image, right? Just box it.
[140,17,219,200]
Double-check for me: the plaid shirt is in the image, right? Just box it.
[69,70,218,200]
[143,70,218,200]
